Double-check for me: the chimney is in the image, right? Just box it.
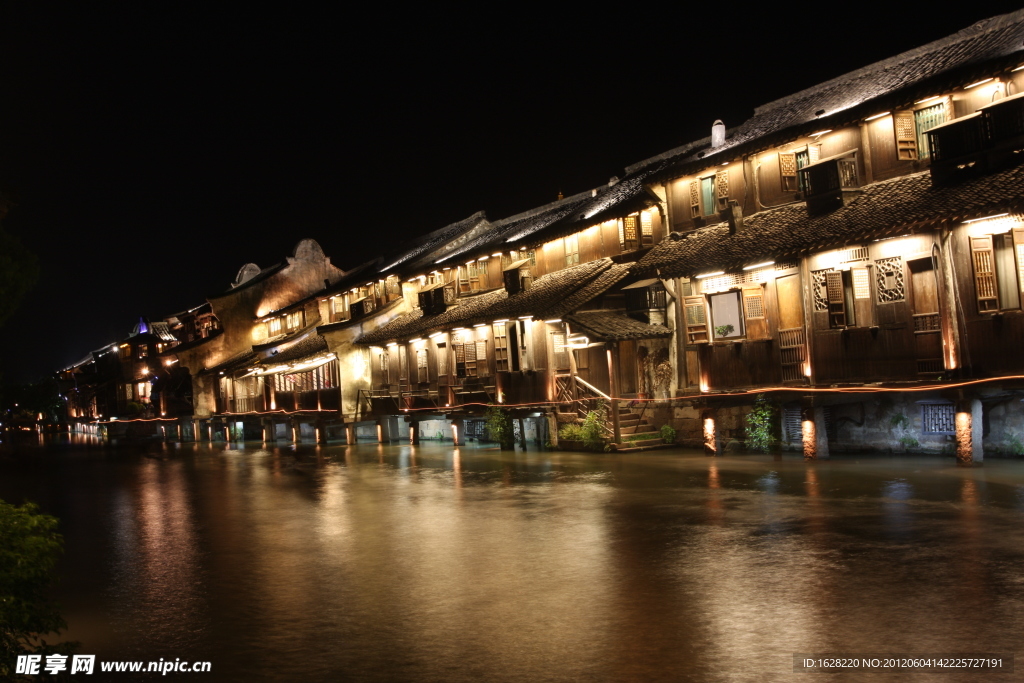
[722,200,744,234]
[711,120,726,148]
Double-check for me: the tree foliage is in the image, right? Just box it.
[0,199,39,329]
[0,500,73,679]
[484,406,515,449]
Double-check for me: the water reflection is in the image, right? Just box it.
[3,442,1024,681]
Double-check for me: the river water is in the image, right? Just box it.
[2,437,1023,681]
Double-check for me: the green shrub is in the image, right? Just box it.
[580,409,607,450]
[559,423,583,441]
[745,394,777,452]
[660,424,676,443]
[889,413,910,429]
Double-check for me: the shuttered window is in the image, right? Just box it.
[971,236,998,312]
[621,216,639,251]
[715,170,729,210]
[416,348,428,383]
[436,342,448,377]
[689,180,700,218]
[640,211,654,245]
[683,295,709,344]
[914,102,947,159]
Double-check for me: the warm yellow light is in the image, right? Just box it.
[864,111,890,121]
[915,95,942,104]
[429,331,444,339]
[742,261,774,271]
[493,319,509,323]
[491,253,502,257]
[965,78,993,89]
[473,323,486,328]
[696,271,725,279]
[544,319,562,324]
[810,129,832,137]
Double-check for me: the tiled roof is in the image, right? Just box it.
[566,311,673,342]
[629,10,1024,181]
[202,349,257,375]
[637,164,1024,277]
[260,333,328,365]
[357,258,619,344]
[378,211,489,274]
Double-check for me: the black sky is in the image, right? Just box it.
[1,4,1021,381]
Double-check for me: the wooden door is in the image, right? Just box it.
[909,257,942,374]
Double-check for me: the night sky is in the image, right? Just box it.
[1,5,1021,381]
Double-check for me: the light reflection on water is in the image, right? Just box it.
[2,441,1024,681]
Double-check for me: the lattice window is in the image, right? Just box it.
[621,216,639,251]
[416,349,428,383]
[875,257,905,303]
[780,152,798,192]
[852,267,871,299]
[716,170,730,209]
[811,269,831,311]
[921,403,955,434]
[689,180,700,218]
[894,110,918,160]
[640,211,653,245]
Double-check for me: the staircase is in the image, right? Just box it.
[612,403,666,452]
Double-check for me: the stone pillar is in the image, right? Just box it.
[955,399,983,464]
[376,421,384,444]
[346,423,355,445]
[546,412,559,449]
[409,419,420,445]
[517,417,527,449]
[802,406,829,460]
[702,409,718,457]
[452,419,464,446]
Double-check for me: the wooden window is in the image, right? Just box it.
[286,310,303,331]
[565,233,580,265]
[138,344,148,359]
[995,233,1021,310]
[683,295,709,344]
[475,339,488,376]
[742,285,769,340]
[436,342,448,377]
[268,318,282,336]
[689,180,700,218]
[119,345,131,360]
[621,216,639,252]
[493,323,509,372]
[551,331,568,370]
[700,176,715,216]
[894,110,918,160]
[780,152,798,192]
[416,348,428,383]
[971,236,999,312]
[454,340,478,378]
[715,170,729,210]
[380,349,390,380]
[709,291,744,339]
[124,383,133,400]
[875,257,905,303]
[331,296,348,322]
[825,270,848,327]
[640,211,654,246]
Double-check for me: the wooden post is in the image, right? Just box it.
[517,417,527,449]
[346,423,355,445]
[409,419,420,445]
[607,345,621,446]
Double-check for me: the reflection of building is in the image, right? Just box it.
[58,11,1024,458]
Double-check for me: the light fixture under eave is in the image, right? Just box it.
[696,271,725,279]
[518,315,533,320]
[810,129,832,138]
[429,331,444,339]
[544,319,562,324]
[963,213,1010,223]
[473,323,486,328]
[742,261,775,271]
[493,319,509,324]
[864,112,890,122]
[491,253,502,257]
[915,95,942,104]
[965,78,994,89]
[1014,65,1024,72]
